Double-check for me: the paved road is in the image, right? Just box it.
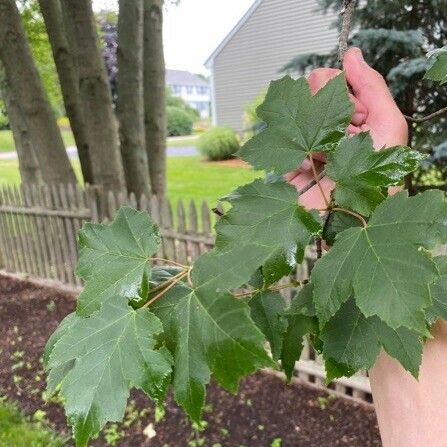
[0,145,198,161]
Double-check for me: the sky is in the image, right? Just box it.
[93,0,256,75]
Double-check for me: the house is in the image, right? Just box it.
[166,69,211,118]
[205,0,337,131]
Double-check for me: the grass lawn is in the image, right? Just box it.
[0,129,197,152]
[0,129,75,152]
[0,398,65,447]
[0,156,260,207]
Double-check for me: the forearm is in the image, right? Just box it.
[369,320,447,447]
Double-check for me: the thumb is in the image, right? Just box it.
[343,47,398,116]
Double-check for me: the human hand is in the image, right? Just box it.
[287,47,408,211]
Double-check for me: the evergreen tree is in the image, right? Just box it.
[283,0,447,190]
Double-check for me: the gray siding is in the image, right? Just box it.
[211,0,337,131]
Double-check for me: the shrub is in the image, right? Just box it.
[167,106,194,136]
[0,102,9,130]
[197,126,240,161]
[243,90,266,131]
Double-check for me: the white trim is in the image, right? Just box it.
[209,65,217,125]
[204,0,264,68]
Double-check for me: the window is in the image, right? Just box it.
[186,85,193,94]
[196,86,209,95]
[171,84,181,94]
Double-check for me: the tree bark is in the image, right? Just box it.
[61,0,125,192]
[117,0,151,197]
[0,69,42,184]
[0,0,76,185]
[38,0,93,184]
[143,0,167,196]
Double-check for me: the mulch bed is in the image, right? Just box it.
[0,273,382,446]
[201,158,251,168]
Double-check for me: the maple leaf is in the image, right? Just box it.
[45,296,172,447]
[311,191,447,332]
[238,74,353,174]
[75,207,160,316]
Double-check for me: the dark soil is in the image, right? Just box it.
[0,274,382,446]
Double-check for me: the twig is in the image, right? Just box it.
[147,269,187,296]
[187,266,193,287]
[150,257,189,269]
[144,271,188,307]
[212,207,224,217]
[332,206,367,227]
[308,156,329,208]
[298,170,326,195]
[316,238,323,258]
[233,279,305,298]
[404,106,447,123]
[338,0,355,63]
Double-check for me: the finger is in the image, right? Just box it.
[307,68,341,95]
[343,48,399,115]
[347,124,364,135]
[350,93,368,126]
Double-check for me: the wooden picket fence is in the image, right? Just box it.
[0,182,371,401]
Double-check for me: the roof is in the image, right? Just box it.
[204,0,263,68]
[166,69,208,86]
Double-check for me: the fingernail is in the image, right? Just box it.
[351,48,365,63]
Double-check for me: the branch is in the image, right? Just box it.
[233,279,306,298]
[338,0,355,63]
[308,156,330,207]
[404,106,447,123]
[298,170,326,195]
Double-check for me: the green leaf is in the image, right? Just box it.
[46,296,172,447]
[214,178,321,285]
[311,191,447,332]
[324,358,356,383]
[322,299,422,377]
[427,256,447,322]
[326,133,422,215]
[280,286,317,381]
[322,299,381,371]
[238,74,353,174]
[43,312,79,394]
[75,207,160,316]
[192,244,273,294]
[424,47,447,84]
[322,210,361,246]
[151,281,273,422]
[249,291,287,360]
[216,178,321,269]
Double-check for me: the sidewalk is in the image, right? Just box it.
[0,144,198,160]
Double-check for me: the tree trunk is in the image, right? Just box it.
[38,0,93,184]
[61,0,125,192]
[0,69,42,184]
[0,0,76,185]
[143,0,166,196]
[117,0,151,197]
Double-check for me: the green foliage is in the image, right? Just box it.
[19,0,63,112]
[425,47,447,84]
[45,72,447,446]
[326,132,423,215]
[0,398,65,447]
[0,106,9,130]
[44,297,172,446]
[166,87,200,120]
[283,1,447,188]
[238,74,353,174]
[75,207,161,316]
[243,89,266,131]
[197,126,240,161]
[167,106,194,136]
